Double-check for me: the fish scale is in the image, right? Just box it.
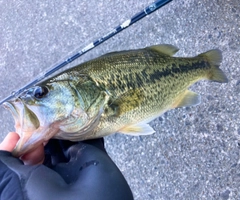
[4,44,228,156]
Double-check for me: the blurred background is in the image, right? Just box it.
[0,0,239,199]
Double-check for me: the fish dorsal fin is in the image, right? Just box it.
[118,122,155,136]
[147,44,179,56]
[172,90,201,108]
[100,50,132,58]
[100,51,121,57]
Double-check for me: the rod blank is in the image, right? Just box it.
[0,0,172,105]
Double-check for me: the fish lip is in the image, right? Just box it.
[3,101,19,118]
[3,101,22,125]
[3,99,40,127]
[3,99,42,156]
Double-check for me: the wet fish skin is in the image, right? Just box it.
[75,45,227,137]
[4,44,228,156]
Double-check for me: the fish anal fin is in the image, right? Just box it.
[119,123,155,136]
[147,44,179,56]
[172,90,201,108]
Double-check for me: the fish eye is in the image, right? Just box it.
[33,86,49,99]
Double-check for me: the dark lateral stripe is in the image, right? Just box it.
[147,60,208,83]
[107,60,209,91]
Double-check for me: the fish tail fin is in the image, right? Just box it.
[199,49,228,83]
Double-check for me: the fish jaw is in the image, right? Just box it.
[12,125,59,157]
[3,101,25,134]
[3,101,58,157]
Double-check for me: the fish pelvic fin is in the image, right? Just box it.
[147,44,179,56]
[118,123,155,136]
[172,90,201,108]
[199,49,228,83]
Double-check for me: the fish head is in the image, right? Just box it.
[3,81,90,157]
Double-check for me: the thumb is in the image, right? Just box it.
[0,132,19,152]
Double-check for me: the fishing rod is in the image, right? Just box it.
[0,0,172,105]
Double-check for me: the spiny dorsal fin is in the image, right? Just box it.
[147,44,179,56]
[172,90,201,108]
[100,51,125,58]
[118,123,155,136]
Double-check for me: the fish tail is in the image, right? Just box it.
[199,49,228,83]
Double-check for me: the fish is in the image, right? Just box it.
[3,44,228,156]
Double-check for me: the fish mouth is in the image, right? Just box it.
[3,100,46,157]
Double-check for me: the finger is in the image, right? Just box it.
[20,144,45,165]
[0,132,20,152]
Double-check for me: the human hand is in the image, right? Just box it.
[0,132,45,165]
[0,132,19,152]
[0,133,133,200]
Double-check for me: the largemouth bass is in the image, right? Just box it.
[4,44,228,156]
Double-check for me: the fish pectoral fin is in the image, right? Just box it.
[172,90,201,108]
[118,123,155,136]
[108,89,144,117]
[147,44,179,56]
